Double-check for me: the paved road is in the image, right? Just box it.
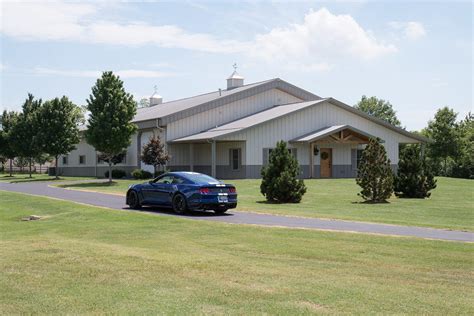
[1,181,472,242]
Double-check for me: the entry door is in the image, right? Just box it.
[320,148,332,178]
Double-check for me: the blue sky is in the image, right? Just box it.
[1,0,472,130]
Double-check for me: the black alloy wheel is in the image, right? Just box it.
[172,194,188,214]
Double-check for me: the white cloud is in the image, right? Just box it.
[251,8,397,63]
[389,21,426,40]
[1,3,398,71]
[0,1,242,53]
[32,67,176,78]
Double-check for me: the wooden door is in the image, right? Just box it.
[320,148,332,178]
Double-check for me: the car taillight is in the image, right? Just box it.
[229,187,236,193]
[200,188,210,194]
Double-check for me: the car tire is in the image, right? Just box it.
[128,190,141,209]
[214,208,228,215]
[172,193,188,215]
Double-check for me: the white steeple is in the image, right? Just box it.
[226,63,244,90]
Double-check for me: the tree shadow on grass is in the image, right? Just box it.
[58,181,119,189]
[256,200,301,205]
[124,206,234,217]
[351,200,390,204]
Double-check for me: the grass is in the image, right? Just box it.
[57,177,474,231]
[0,191,473,314]
[0,173,93,183]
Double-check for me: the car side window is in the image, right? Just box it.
[155,176,174,184]
[172,176,184,184]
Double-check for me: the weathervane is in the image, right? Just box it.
[233,63,237,71]
[153,85,158,94]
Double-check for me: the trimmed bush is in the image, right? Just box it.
[394,146,437,198]
[356,138,394,203]
[104,169,126,179]
[132,169,153,180]
[260,140,306,203]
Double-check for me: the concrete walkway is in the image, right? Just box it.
[0,181,472,242]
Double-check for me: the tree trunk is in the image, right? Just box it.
[29,158,32,178]
[444,156,448,176]
[55,156,59,180]
[9,159,12,177]
[108,162,112,183]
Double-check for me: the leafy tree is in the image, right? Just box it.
[0,110,18,176]
[85,71,137,183]
[452,113,474,178]
[10,94,43,178]
[37,96,83,179]
[424,107,461,176]
[35,153,53,175]
[97,152,126,165]
[14,157,29,172]
[260,141,306,203]
[394,146,437,198]
[141,135,170,175]
[137,98,150,108]
[355,95,401,127]
[356,138,394,203]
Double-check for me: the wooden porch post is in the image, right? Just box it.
[189,143,194,172]
[309,142,315,178]
[211,140,216,178]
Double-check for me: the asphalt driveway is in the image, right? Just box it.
[0,181,472,242]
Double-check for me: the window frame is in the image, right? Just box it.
[62,156,68,165]
[79,155,86,165]
[230,148,241,171]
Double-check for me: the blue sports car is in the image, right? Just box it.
[126,172,238,214]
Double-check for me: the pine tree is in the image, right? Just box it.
[85,72,137,183]
[141,135,170,175]
[394,146,436,198]
[260,141,306,203]
[356,138,394,203]
[37,96,83,179]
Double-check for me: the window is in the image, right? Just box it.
[154,175,174,184]
[230,148,241,171]
[263,147,297,165]
[356,149,364,168]
[79,155,86,165]
[62,156,68,165]
[184,173,219,184]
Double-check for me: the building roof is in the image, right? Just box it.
[290,125,378,143]
[171,97,430,144]
[171,99,327,143]
[133,78,321,124]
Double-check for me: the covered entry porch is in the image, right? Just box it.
[167,140,246,179]
[291,125,376,178]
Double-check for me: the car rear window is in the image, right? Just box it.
[184,173,220,184]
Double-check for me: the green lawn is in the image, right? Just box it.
[57,177,474,231]
[0,191,472,314]
[0,173,93,183]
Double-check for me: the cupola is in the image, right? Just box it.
[226,63,244,90]
[149,85,163,106]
